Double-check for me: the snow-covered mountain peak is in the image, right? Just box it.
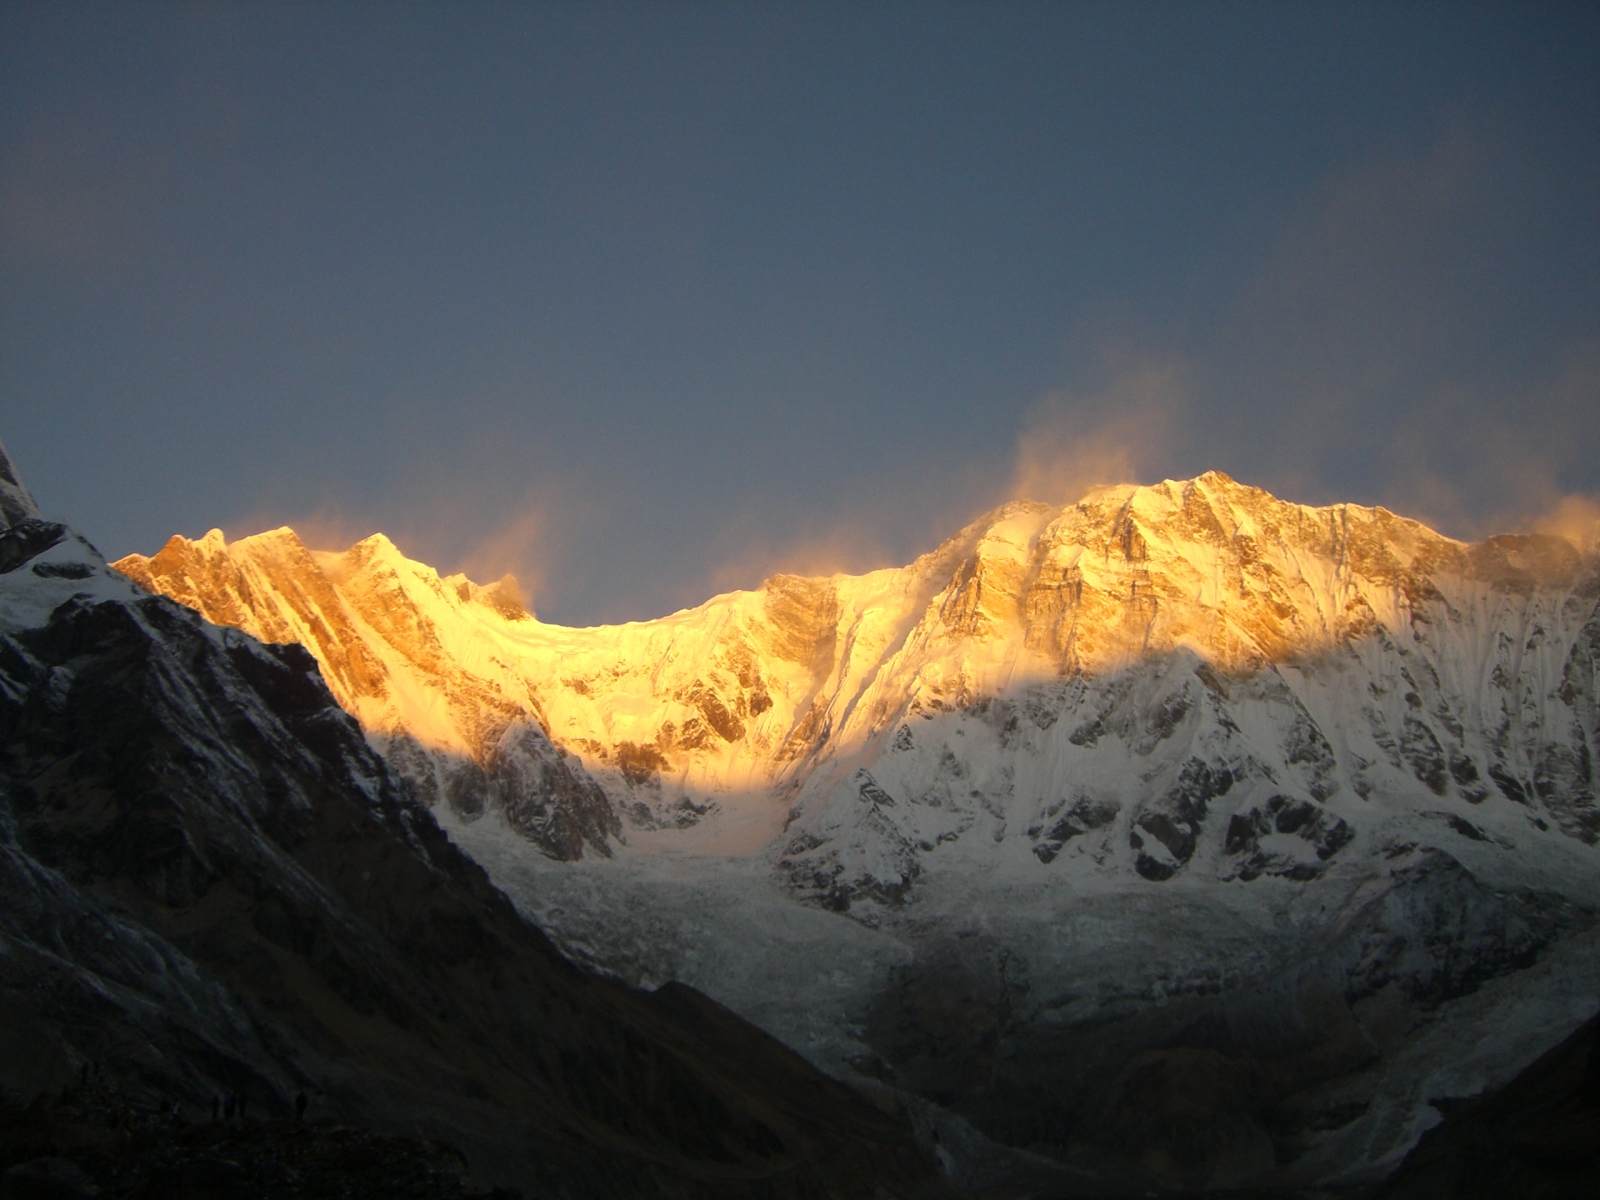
[114,473,1600,883]
[95,469,1600,1190]
[0,443,944,1198]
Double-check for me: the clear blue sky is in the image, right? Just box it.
[4,2,1597,623]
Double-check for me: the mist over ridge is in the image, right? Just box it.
[6,5,1597,626]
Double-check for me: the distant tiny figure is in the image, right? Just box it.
[295,1091,308,1121]
[224,1094,236,1119]
[239,1093,247,1119]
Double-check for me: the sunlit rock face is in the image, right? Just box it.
[117,471,1600,1194]
[117,471,1600,883]
[115,527,619,860]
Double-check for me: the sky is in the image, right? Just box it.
[3,2,1598,625]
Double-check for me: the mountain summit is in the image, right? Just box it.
[0,437,41,527]
[117,472,1600,1193]
[116,471,1600,874]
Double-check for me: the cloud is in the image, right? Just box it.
[450,502,549,614]
[1382,338,1600,539]
[226,476,569,621]
[1019,120,1599,544]
[692,513,900,605]
[1008,359,1190,505]
[244,503,382,557]
[1530,494,1600,555]
[1203,123,1522,494]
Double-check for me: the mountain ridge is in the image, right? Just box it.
[111,469,1600,1193]
[113,470,1600,871]
[0,437,948,1197]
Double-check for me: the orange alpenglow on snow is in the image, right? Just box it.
[114,472,1598,869]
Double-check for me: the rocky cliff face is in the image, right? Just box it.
[114,528,619,861]
[115,470,1600,1194]
[0,443,944,1198]
[0,437,39,528]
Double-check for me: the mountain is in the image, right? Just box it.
[0,437,946,1198]
[113,526,618,862]
[115,470,1600,1195]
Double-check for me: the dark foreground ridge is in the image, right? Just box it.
[0,1074,515,1199]
[10,1024,1599,1200]
[1371,1006,1600,1200]
[0,438,946,1197]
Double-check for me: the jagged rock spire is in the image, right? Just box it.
[0,435,43,527]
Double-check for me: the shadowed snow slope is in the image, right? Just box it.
[119,471,1600,1194]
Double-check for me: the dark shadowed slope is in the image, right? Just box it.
[0,438,946,1198]
[1373,1006,1600,1200]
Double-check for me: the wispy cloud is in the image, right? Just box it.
[226,444,583,619]
[702,519,898,596]
[1359,336,1600,540]
[1015,120,1599,544]
[450,500,551,614]
[1205,123,1520,502]
[1530,494,1600,554]
[238,503,382,557]
[1008,358,1190,505]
